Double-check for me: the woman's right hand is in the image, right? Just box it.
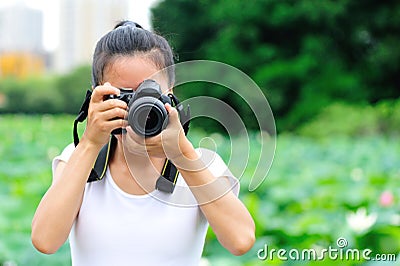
[82,82,128,147]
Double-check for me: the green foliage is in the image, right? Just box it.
[204,134,400,266]
[152,0,400,132]
[0,115,73,265]
[0,65,91,115]
[0,76,63,114]
[1,115,399,265]
[297,99,400,138]
[55,65,92,114]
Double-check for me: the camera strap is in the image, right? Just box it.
[73,89,92,146]
[73,90,191,193]
[155,94,191,193]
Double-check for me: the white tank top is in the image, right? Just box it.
[53,144,239,266]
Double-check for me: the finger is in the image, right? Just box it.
[165,103,175,116]
[91,83,120,103]
[88,101,127,123]
[107,119,128,131]
[165,103,181,126]
[100,107,128,121]
[93,118,127,134]
[97,99,128,112]
[165,103,178,119]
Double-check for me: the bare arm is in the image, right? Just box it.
[31,84,127,254]
[31,141,102,254]
[177,155,256,256]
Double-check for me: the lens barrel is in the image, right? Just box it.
[128,96,168,137]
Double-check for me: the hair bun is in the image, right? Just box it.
[114,20,143,30]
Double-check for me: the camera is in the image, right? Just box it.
[106,79,172,137]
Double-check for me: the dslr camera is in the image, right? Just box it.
[106,79,172,137]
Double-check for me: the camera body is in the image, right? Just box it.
[107,79,172,137]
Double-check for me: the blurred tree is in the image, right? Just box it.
[0,65,92,114]
[0,76,62,114]
[55,65,92,114]
[151,0,218,61]
[151,0,400,131]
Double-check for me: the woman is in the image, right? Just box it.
[32,21,255,266]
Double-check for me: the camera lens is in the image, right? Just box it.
[136,106,162,132]
[128,97,168,137]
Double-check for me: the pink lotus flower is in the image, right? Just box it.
[379,190,394,207]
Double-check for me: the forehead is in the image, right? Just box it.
[103,55,169,91]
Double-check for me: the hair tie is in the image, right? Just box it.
[114,20,143,30]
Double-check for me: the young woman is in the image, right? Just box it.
[32,21,255,266]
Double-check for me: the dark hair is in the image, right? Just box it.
[92,21,175,87]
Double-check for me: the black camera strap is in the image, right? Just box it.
[73,89,92,146]
[155,94,190,193]
[73,90,191,193]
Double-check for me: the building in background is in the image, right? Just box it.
[0,3,45,78]
[55,0,129,73]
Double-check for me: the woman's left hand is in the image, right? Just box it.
[124,103,195,163]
